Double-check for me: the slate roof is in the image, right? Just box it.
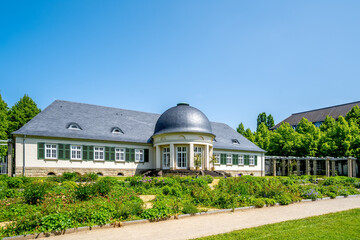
[13,100,265,153]
[272,101,360,129]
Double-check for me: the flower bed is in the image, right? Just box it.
[0,174,359,238]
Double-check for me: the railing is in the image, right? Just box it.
[0,156,7,175]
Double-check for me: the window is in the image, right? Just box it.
[214,153,220,164]
[135,149,144,162]
[45,144,57,159]
[67,123,81,130]
[163,147,170,168]
[232,139,240,144]
[176,146,187,168]
[226,154,232,165]
[249,155,255,165]
[112,127,124,134]
[238,155,244,165]
[71,145,82,160]
[115,148,125,161]
[194,147,202,157]
[94,147,104,160]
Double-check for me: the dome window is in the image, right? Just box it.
[232,139,240,144]
[112,127,124,134]
[67,123,82,130]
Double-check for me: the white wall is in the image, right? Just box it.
[15,136,155,170]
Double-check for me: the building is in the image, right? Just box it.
[11,100,265,177]
[271,101,360,130]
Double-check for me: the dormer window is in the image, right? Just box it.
[232,139,240,144]
[67,123,82,130]
[112,127,124,134]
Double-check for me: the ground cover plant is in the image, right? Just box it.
[0,173,359,238]
[194,208,360,240]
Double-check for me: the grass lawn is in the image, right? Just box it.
[195,208,360,240]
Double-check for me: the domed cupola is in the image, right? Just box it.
[153,103,214,136]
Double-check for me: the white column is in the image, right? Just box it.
[189,143,194,170]
[205,144,210,170]
[170,143,175,170]
[156,145,161,169]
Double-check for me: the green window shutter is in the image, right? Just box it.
[144,149,149,162]
[37,143,44,159]
[110,147,115,161]
[131,149,135,162]
[88,146,94,160]
[244,155,249,165]
[126,148,130,162]
[58,144,64,160]
[83,146,88,160]
[105,147,110,161]
[65,144,70,160]
[232,154,238,165]
[220,154,226,165]
[254,155,258,165]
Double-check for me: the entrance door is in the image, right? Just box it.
[176,146,187,169]
[194,146,202,169]
[162,147,170,169]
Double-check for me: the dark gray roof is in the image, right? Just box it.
[272,101,360,129]
[154,103,213,136]
[13,100,265,152]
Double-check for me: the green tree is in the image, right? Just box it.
[345,105,360,126]
[268,122,300,156]
[295,118,321,156]
[236,123,246,135]
[266,114,275,129]
[255,122,271,151]
[0,93,9,156]
[320,115,336,132]
[318,116,352,157]
[8,94,41,137]
[244,128,255,143]
[257,112,267,131]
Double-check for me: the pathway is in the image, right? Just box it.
[45,197,360,240]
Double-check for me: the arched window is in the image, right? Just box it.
[111,127,124,134]
[67,122,82,130]
[232,139,240,144]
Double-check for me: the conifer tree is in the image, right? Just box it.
[0,93,9,156]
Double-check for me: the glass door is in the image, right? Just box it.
[176,146,187,169]
[162,147,170,169]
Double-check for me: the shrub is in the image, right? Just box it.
[276,195,292,205]
[90,211,111,226]
[40,212,72,232]
[6,177,23,189]
[264,198,277,206]
[75,184,95,201]
[23,183,49,205]
[252,198,266,208]
[115,201,143,220]
[182,202,198,215]
[93,177,114,196]
[141,200,172,221]
[61,172,78,182]
[61,181,78,190]
[78,172,99,182]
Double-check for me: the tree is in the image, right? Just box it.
[255,122,271,151]
[268,122,300,156]
[244,128,255,143]
[295,118,321,156]
[320,115,336,132]
[236,123,246,135]
[257,112,267,131]
[0,93,9,156]
[266,114,275,129]
[346,105,360,126]
[8,94,41,137]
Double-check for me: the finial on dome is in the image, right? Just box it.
[177,102,189,106]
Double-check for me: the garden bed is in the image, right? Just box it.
[0,173,359,238]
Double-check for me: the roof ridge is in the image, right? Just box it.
[291,101,360,115]
[54,100,161,116]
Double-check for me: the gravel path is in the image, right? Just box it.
[46,197,360,240]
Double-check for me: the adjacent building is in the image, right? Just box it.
[271,101,360,130]
[11,100,265,177]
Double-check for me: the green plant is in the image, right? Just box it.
[194,154,202,169]
[75,184,95,201]
[61,181,78,190]
[6,177,23,189]
[23,183,49,205]
[182,202,198,215]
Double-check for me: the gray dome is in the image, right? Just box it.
[153,103,213,136]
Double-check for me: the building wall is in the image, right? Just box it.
[213,150,265,176]
[14,136,154,177]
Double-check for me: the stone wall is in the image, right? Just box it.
[15,167,145,177]
[222,170,264,177]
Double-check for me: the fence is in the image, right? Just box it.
[0,156,7,175]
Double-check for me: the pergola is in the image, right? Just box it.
[265,156,357,178]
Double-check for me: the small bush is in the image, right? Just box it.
[6,177,23,189]
[75,184,95,201]
[61,181,78,190]
[182,202,198,215]
[23,183,49,205]
[276,195,292,205]
[61,172,78,182]
[252,198,266,208]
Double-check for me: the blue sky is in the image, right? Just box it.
[1,1,359,131]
